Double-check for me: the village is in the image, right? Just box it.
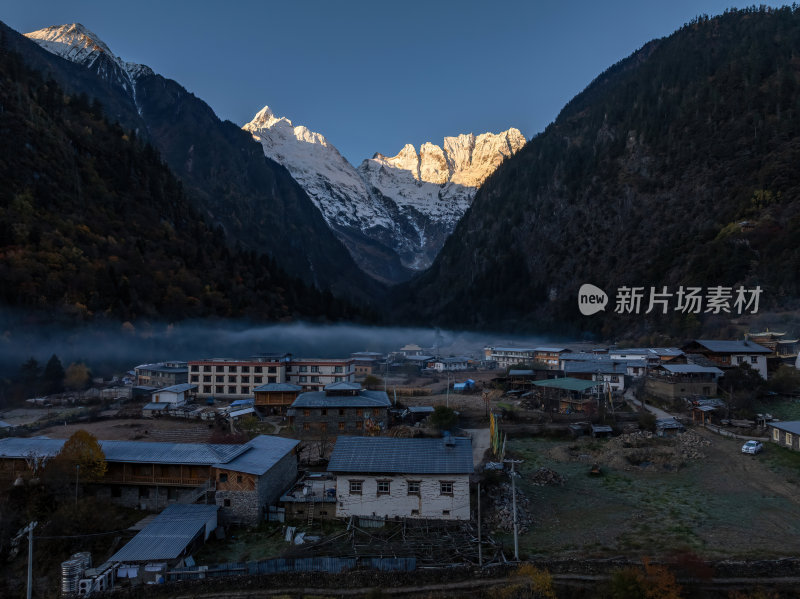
[2,330,800,597]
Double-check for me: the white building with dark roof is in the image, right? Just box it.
[328,436,473,520]
[682,339,771,379]
[287,383,391,437]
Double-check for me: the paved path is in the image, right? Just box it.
[624,388,674,419]
[463,428,490,466]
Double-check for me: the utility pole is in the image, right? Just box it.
[504,459,522,561]
[26,521,37,599]
[75,464,80,506]
[477,482,482,567]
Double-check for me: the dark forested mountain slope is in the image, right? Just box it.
[397,7,800,338]
[0,21,381,301]
[0,43,368,323]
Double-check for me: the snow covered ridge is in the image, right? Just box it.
[25,23,153,112]
[244,106,526,276]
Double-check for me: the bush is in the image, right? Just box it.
[638,411,657,432]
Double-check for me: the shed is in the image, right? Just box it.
[655,418,686,437]
[590,424,614,438]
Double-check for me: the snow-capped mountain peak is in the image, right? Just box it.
[244,105,526,281]
[25,23,153,112]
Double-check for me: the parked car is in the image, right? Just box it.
[741,440,763,454]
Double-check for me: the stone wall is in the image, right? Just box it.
[91,484,200,511]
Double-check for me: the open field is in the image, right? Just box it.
[496,428,800,560]
[36,417,216,441]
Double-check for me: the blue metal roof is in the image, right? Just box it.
[693,340,771,353]
[328,437,473,474]
[230,399,255,407]
[660,364,724,375]
[291,390,391,409]
[110,504,217,562]
[213,435,298,476]
[565,362,629,375]
[534,347,569,353]
[0,437,248,465]
[254,383,302,392]
[323,382,362,391]
[771,421,800,435]
[143,402,169,410]
[509,370,535,376]
[159,383,197,394]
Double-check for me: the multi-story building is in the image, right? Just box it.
[188,354,291,400]
[287,382,391,437]
[286,358,355,392]
[483,346,536,369]
[533,347,572,369]
[681,339,771,379]
[134,361,188,388]
[327,436,473,521]
[0,435,298,525]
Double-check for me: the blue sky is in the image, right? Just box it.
[2,1,781,164]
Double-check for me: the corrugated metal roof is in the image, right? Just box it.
[110,504,218,562]
[509,370,534,376]
[693,340,771,353]
[531,378,598,391]
[323,382,361,391]
[565,362,628,375]
[534,347,569,353]
[229,407,256,418]
[143,402,169,410]
[0,437,248,465]
[291,390,391,409]
[770,421,800,435]
[159,383,197,393]
[214,435,299,475]
[254,383,301,392]
[328,437,473,474]
[489,347,536,352]
[660,364,724,375]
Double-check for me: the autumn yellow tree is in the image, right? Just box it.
[51,430,107,482]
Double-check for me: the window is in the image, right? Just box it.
[203,385,211,393]
[216,375,224,383]
[442,510,450,516]
[372,408,380,416]
[268,366,276,374]
[216,365,224,372]
[440,481,454,496]
[219,473,228,482]
[311,366,319,373]
[377,480,391,495]
[774,428,780,441]
[321,409,327,415]
[320,422,327,432]
[356,409,363,416]
[303,409,311,416]
[737,356,746,364]
[215,385,223,393]
[299,366,308,373]
[242,376,250,383]
[335,377,343,382]
[751,356,758,364]
[411,509,419,516]
[254,366,263,373]
[338,422,345,431]
[611,375,619,383]
[229,366,238,373]
[787,432,793,446]
[228,375,236,383]
[407,481,420,495]
[191,365,199,372]
[203,375,211,383]
[191,375,199,382]
[355,421,363,430]
[242,366,250,373]
[223,499,231,507]
[254,376,262,384]
[241,386,249,395]
[228,386,236,394]
[237,475,243,483]
[299,376,307,383]
[311,376,319,383]
[339,408,345,416]
[349,480,363,494]
[303,423,310,431]
[203,365,211,372]
[268,376,276,383]
[335,366,343,373]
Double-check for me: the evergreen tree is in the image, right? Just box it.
[43,354,65,395]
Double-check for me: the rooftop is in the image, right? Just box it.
[658,364,724,375]
[690,340,771,354]
[254,383,302,392]
[109,504,218,562]
[328,436,473,474]
[291,390,391,409]
[214,435,298,476]
[158,383,197,394]
[770,421,800,435]
[531,377,599,392]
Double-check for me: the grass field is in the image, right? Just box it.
[493,431,800,560]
